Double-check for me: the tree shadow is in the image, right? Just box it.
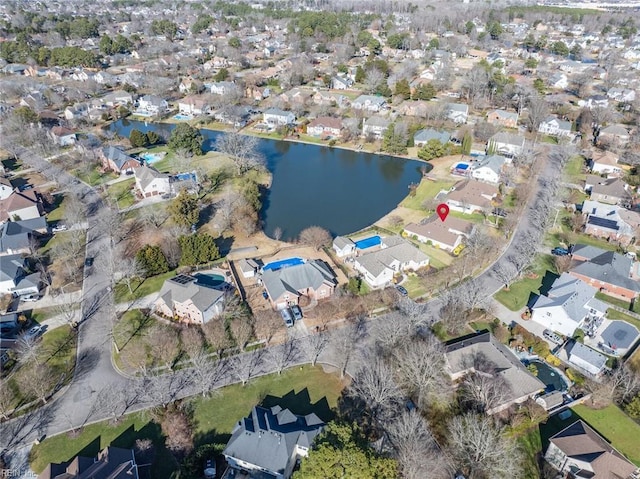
[215,235,235,257]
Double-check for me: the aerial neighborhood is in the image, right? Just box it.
[1,0,640,478]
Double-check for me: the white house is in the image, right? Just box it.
[548,73,568,89]
[530,273,607,337]
[263,108,295,126]
[470,154,505,184]
[332,236,356,257]
[578,95,609,109]
[134,165,171,198]
[137,95,169,115]
[446,103,469,124]
[48,126,77,146]
[354,237,429,288]
[538,116,572,137]
[487,132,525,158]
[607,87,636,103]
[362,116,391,140]
[177,96,210,116]
[0,254,40,295]
[589,150,622,176]
[101,90,134,107]
[352,95,387,113]
[445,179,499,214]
[566,341,608,376]
[307,117,342,137]
[331,76,353,90]
[210,81,236,96]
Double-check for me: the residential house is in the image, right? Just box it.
[0,313,18,334]
[470,154,506,184]
[545,420,640,479]
[263,108,295,126]
[0,178,13,200]
[332,236,356,257]
[598,124,631,146]
[280,88,313,106]
[446,102,469,124]
[136,95,169,115]
[404,215,474,252]
[331,76,353,90]
[352,95,387,113]
[581,201,640,246]
[354,236,429,288]
[578,95,609,109]
[607,87,636,103]
[223,405,324,479]
[584,177,631,205]
[487,132,525,158]
[178,96,210,116]
[214,106,251,127]
[362,116,391,140]
[94,71,117,85]
[37,446,139,479]
[565,341,608,376]
[312,91,350,108]
[210,81,237,96]
[64,104,89,121]
[413,129,450,147]
[99,146,141,175]
[486,109,519,128]
[261,260,337,310]
[445,179,499,214]
[48,126,76,146]
[530,273,607,337]
[134,165,171,198]
[155,274,225,324]
[588,150,622,176]
[536,391,564,411]
[444,331,545,414]
[101,90,134,107]
[0,254,40,295]
[538,115,573,137]
[0,217,48,256]
[548,73,569,89]
[0,189,44,223]
[237,258,261,279]
[570,244,640,300]
[306,117,343,138]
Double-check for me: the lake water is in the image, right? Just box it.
[108,119,425,240]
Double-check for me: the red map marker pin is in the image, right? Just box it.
[437,203,449,222]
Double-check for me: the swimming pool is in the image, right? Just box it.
[140,152,163,164]
[195,273,226,287]
[173,114,193,120]
[454,163,469,170]
[263,257,305,272]
[528,360,568,392]
[354,235,381,250]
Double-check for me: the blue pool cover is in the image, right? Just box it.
[263,257,305,271]
[455,163,469,170]
[354,235,381,250]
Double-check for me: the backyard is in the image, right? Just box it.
[113,269,176,303]
[399,177,454,211]
[494,254,558,311]
[30,366,345,477]
[106,177,136,210]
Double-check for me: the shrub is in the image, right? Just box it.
[566,368,585,386]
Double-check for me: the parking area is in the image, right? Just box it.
[583,318,640,357]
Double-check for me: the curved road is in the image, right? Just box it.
[0,146,559,461]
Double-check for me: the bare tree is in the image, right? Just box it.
[189,349,229,397]
[231,351,262,385]
[180,327,204,359]
[146,326,181,370]
[447,413,523,479]
[15,333,41,364]
[392,336,448,408]
[298,226,332,251]
[300,331,329,367]
[139,205,168,229]
[590,364,640,407]
[95,383,144,423]
[266,336,299,375]
[202,317,233,356]
[526,94,549,133]
[229,317,254,351]
[352,352,402,420]
[52,301,79,327]
[458,352,511,413]
[329,318,366,378]
[0,381,15,419]
[492,261,519,290]
[18,362,53,404]
[159,405,194,457]
[119,257,144,294]
[215,131,263,175]
[364,68,385,94]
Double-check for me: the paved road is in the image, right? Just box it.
[0,146,561,469]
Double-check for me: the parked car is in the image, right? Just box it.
[551,247,569,256]
[395,285,408,296]
[26,325,42,338]
[52,224,67,233]
[262,290,269,300]
[291,305,303,321]
[280,308,294,327]
[203,459,216,479]
[20,294,39,302]
[84,257,94,267]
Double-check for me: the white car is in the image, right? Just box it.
[26,326,42,337]
[20,294,40,302]
[52,224,68,233]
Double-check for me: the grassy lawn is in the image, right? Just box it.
[494,254,558,311]
[113,270,176,303]
[192,365,345,445]
[596,292,640,314]
[517,427,543,479]
[403,274,426,298]
[400,178,454,211]
[30,305,79,325]
[46,193,67,223]
[106,178,136,209]
[449,210,487,224]
[630,347,640,372]
[605,308,640,331]
[565,155,587,182]
[72,168,117,186]
[572,404,640,466]
[30,366,344,476]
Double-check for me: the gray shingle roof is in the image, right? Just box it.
[471,154,505,175]
[414,129,450,144]
[490,132,525,147]
[0,254,26,283]
[570,249,640,292]
[223,405,324,476]
[135,165,168,191]
[0,217,47,253]
[333,236,354,249]
[158,275,224,316]
[532,273,598,325]
[102,146,138,170]
[567,341,607,371]
[355,239,429,278]
[262,260,337,301]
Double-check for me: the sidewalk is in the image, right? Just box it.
[15,291,83,313]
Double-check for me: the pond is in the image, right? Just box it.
[108,119,426,240]
[528,359,568,393]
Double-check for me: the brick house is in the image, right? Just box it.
[155,274,225,324]
[99,146,141,174]
[486,109,518,128]
[306,117,343,137]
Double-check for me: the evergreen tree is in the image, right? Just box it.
[168,124,203,156]
[135,245,169,277]
[178,234,220,266]
[394,78,411,100]
[170,192,200,227]
[417,139,448,161]
[462,131,473,155]
[129,129,148,148]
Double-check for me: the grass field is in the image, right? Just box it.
[494,254,558,311]
[596,292,640,314]
[106,178,136,209]
[400,178,454,211]
[113,270,176,303]
[30,366,345,476]
[605,308,640,331]
[572,404,640,466]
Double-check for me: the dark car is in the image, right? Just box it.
[84,257,94,267]
[291,305,303,321]
[395,285,408,296]
[280,308,294,327]
[262,290,269,300]
[551,247,569,256]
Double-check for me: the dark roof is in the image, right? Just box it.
[102,146,139,170]
[223,405,324,476]
[570,248,640,292]
[0,217,47,253]
[37,446,138,479]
